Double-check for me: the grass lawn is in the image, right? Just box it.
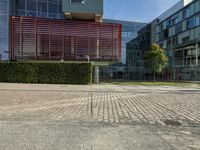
[103,81,200,87]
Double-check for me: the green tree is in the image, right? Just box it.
[144,44,168,82]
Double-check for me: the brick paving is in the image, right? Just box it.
[0,83,199,126]
[0,83,200,150]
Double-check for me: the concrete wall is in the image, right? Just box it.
[62,0,103,15]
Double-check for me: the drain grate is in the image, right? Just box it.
[164,120,182,126]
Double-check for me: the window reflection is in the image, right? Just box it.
[0,0,9,60]
[27,0,36,11]
[49,0,58,14]
[38,0,47,12]
[15,0,63,19]
[18,0,25,10]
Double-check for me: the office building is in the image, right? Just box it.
[104,19,146,64]
[126,24,153,80]
[99,19,146,81]
[0,0,121,62]
[156,0,200,80]
[127,0,200,81]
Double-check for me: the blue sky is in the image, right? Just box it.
[104,0,180,22]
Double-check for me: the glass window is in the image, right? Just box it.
[171,13,179,25]
[49,0,58,14]
[166,19,171,27]
[190,3,195,16]
[175,23,182,34]
[70,0,85,4]
[38,12,47,18]
[186,17,196,29]
[58,14,64,19]
[190,29,195,40]
[163,21,167,29]
[195,0,200,13]
[59,0,62,14]
[48,13,57,19]
[156,26,160,33]
[38,0,47,12]
[182,20,186,31]
[172,17,179,25]
[18,10,26,16]
[183,36,189,43]
[196,16,200,26]
[0,0,9,60]
[27,0,36,11]
[0,0,8,12]
[183,8,190,19]
[18,0,25,10]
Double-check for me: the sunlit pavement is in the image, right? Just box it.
[0,83,199,150]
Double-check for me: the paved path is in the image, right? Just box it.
[0,83,199,150]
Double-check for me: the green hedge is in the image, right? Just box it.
[0,62,92,84]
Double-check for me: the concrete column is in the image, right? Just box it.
[195,43,198,80]
[172,50,176,81]
[94,66,99,84]
[196,43,198,66]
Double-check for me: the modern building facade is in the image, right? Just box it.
[99,19,146,81]
[104,19,146,64]
[156,0,200,80]
[126,24,154,80]
[0,0,121,62]
[127,0,200,81]
[126,24,151,67]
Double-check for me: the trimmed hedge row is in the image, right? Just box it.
[0,62,92,84]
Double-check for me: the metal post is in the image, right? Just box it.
[112,25,114,61]
[75,24,78,61]
[63,22,65,60]
[96,38,99,59]
[11,17,15,60]
[20,17,23,60]
[48,20,51,61]
[35,18,37,60]
[88,23,90,58]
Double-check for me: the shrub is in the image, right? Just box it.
[0,62,92,84]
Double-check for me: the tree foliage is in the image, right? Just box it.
[144,44,168,81]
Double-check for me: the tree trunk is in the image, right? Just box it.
[154,71,156,83]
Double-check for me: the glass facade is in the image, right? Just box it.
[156,0,200,80]
[0,0,9,60]
[15,0,64,19]
[103,19,146,64]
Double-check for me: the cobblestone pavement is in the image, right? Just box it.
[0,83,200,150]
[0,83,199,126]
